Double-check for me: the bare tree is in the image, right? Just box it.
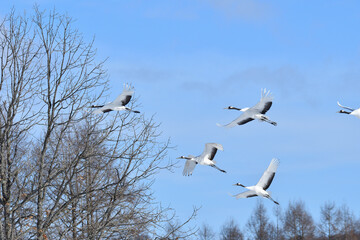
[337,204,359,240]
[273,204,285,240]
[0,7,196,240]
[317,202,341,240]
[0,9,43,240]
[198,223,216,240]
[219,218,244,240]
[30,7,108,239]
[283,200,315,240]
[160,208,198,240]
[246,200,275,240]
[41,115,180,239]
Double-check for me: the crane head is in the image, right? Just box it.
[337,110,350,114]
[177,155,195,160]
[233,183,246,188]
[224,106,244,111]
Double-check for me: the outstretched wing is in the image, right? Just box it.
[201,143,223,160]
[337,101,355,111]
[113,84,135,106]
[252,89,273,114]
[92,107,113,114]
[233,190,258,199]
[217,111,254,128]
[256,158,279,190]
[183,160,197,176]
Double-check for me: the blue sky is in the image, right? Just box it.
[2,0,360,234]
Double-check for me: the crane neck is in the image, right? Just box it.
[338,110,351,114]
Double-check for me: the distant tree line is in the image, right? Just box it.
[198,200,360,240]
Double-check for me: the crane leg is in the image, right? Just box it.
[211,165,226,173]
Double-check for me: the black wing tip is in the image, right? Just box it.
[209,148,218,160]
[121,95,132,106]
[261,101,273,114]
[263,173,275,190]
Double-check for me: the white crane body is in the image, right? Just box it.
[91,84,140,114]
[232,158,279,205]
[178,143,225,176]
[218,89,277,127]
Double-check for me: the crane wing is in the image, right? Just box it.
[233,190,258,199]
[217,111,254,128]
[201,143,223,160]
[252,89,273,114]
[337,101,355,111]
[112,84,135,106]
[256,158,279,190]
[92,106,113,114]
[182,160,197,176]
[92,108,104,114]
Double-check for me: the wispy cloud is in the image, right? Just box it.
[178,65,311,101]
[139,0,273,23]
[145,5,199,21]
[116,66,175,83]
[225,65,307,94]
[109,61,186,84]
[205,0,273,23]
[180,80,216,94]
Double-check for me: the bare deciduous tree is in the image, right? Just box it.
[273,204,285,240]
[246,201,275,240]
[337,204,359,240]
[283,200,315,240]
[317,201,341,240]
[0,7,196,240]
[219,218,243,240]
[0,9,43,240]
[198,223,216,240]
